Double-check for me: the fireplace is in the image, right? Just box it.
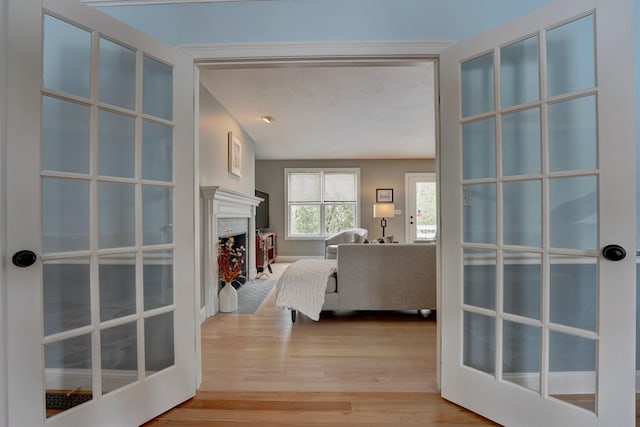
[200,186,262,317]
[217,218,249,289]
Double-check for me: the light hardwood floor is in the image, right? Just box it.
[144,263,497,426]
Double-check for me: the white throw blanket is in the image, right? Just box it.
[275,259,337,321]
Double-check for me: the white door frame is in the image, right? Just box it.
[0,36,451,427]
[0,0,8,425]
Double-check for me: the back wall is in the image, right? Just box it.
[255,158,435,258]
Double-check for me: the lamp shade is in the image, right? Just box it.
[373,203,395,218]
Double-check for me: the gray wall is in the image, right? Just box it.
[198,84,257,307]
[255,158,435,257]
[199,83,256,192]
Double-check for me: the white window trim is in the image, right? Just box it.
[284,167,360,240]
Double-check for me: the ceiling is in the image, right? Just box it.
[198,61,436,160]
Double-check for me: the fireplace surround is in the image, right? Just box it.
[201,186,261,317]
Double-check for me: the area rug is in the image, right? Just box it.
[234,277,278,314]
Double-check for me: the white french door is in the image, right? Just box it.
[440,0,635,426]
[6,1,196,426]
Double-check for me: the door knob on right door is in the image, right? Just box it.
[602,244,626,261]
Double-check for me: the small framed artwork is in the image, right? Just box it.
[228,132,242,177]
[376,188,393,203]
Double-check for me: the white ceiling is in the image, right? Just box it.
[199,62,436,160]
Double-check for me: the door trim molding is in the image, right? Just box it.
[0,0,8,424]
[179,40,456,64]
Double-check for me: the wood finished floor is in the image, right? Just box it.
[143,263,498,426]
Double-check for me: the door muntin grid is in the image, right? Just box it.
[41,13,176,417]
[460,14,599,412]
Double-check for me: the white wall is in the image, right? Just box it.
[0,0,8,424]
[199,83,255,194]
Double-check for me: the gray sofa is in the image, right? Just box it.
[322,243,437,311]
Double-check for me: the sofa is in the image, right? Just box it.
[322,242,437,311]
[324,228,368,259]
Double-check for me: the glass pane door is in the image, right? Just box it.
[440,1,636,425]
[460,11,599,410]
[7,1,195,425]
[41,14,176,418]
[406,173,437,242]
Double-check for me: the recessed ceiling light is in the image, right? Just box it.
[260,115,275,124]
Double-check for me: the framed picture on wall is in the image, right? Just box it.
[228,132,242,177]
[376,188,393,202]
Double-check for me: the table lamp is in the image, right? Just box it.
[373,203,395,237]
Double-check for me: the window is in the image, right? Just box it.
[285,168,359,238]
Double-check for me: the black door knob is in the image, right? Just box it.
[12,250,37,267]
[602,244,626,261]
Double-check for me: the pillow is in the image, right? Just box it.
[351,233,367,243]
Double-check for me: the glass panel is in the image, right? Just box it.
[290,205,320,235]
[43,259,91,336]
[98,110,135,178]
[43,15,90,98]
[503,252,541,320]
[142,120,173,182]
[44,334,92,418]
[42,96,90,174]
[461,52,494,117]
[463,184,496,244]
[463,249,496,310]
[325,204,356,234]
[99,38,136,110]
[99,182,135,249]
[549,176,597,250]
[550,255,597,332]
[463,311,495,374]
[144,251,174,311]
[145,312,175,374]
[42,178,89,253]
[142,186,173,245]
[501,35,539,108]
[503,180,541,247]
[463,118,495,179]
[101,322,138,395]
[546,15,595,97]
[99,253,136,322]
[549,331,596,413]
[143,56,172,120]
[502,321,541,393]
[416,182,437,240]
[289,205,320,234]
[548,96,597,172]
[324,173,356,201]
[289,173,321,202]
[502,108,541,176]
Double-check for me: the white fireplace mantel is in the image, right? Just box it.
[201,186,262,317]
